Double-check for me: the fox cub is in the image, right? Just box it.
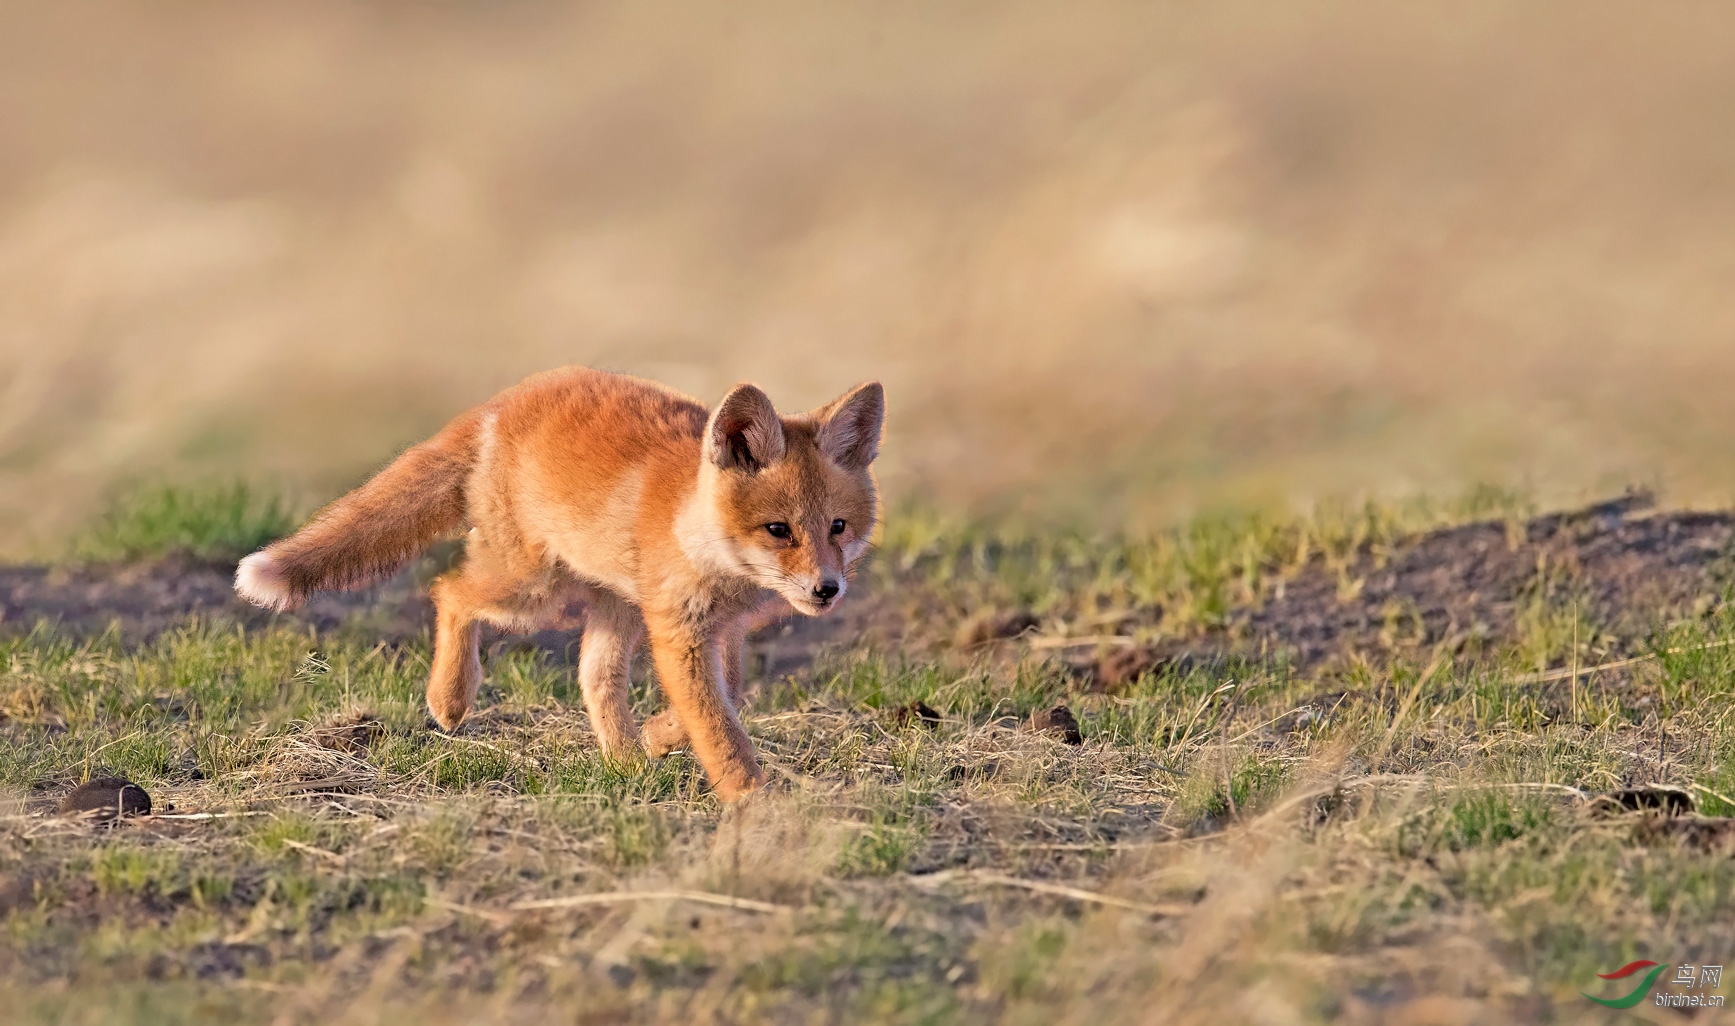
[234,368,884,800]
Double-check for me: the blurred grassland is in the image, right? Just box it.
[5,1,1735,556]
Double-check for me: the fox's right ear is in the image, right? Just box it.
[705,383,787,473]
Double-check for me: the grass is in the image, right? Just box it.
[71,482,295,563]
[875,486,1533,639]
[4,493,1735,1022]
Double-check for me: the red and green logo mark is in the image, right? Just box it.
[1583,961,1668,1009]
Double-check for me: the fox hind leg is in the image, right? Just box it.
[579,594,645,760]
[427,574,487,731]
[425,561,541,730]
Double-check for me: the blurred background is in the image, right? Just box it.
[3,1,1734,555]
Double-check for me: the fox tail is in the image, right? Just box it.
[234,413,480,611]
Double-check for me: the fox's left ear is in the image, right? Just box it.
[816,381,884,471]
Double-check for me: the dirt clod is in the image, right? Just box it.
[1025,704,1082,745]
[1634,813,1735,852]
[1089,645,1196,692]
[59,777,152,820]
[947,761,1004,781]
[310,715,385,753]
[893,700,942,729]
[0,874,33,915]
[1592,785,1696,817]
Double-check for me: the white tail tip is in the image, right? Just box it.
[234,551,295,611]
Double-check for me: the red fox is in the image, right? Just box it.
[234,368,884,801]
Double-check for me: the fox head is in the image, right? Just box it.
[693,380,885,616]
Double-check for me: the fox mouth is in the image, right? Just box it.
[785,587,844,616]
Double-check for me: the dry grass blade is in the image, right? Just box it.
[508,890,794,915]
[278,838,345,864]
[1509,636,1735,684]
[423,898,517,927]
[1026,635,1142,650]
[911,869,1193,917]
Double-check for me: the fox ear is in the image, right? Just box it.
[706,383,786,472]
[816,381,884,471]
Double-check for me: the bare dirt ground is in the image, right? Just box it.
[1072,494,1735,686]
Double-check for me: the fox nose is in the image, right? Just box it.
[812,581,840,604]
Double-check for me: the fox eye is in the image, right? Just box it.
[765,522,791,539]
[830,519,847,536]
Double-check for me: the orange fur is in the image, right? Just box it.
[235,368,884,801]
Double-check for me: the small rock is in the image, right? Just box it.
[0,874,33,914]
[1272,705,1323,735]
[893,700,942,729]
[188,941,272,980]
[1092,646,1156,692]
[946,761,1003,782]
[175,749,205,780]
[311,715,384,754]
[59,777,152,821]
[605,963,636,988]
[1025,705,1083,745]
[1590,785,1695,817]
[1307,788,1351,828]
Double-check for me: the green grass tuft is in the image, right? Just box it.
[72,481,295,563]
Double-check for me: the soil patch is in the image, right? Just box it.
[1247,496,1732,670]
[1078,497,1735,682]
[0,553,433,644]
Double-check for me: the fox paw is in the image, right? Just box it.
[641,709,688,757]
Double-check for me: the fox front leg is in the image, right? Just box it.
[642,616,750,758]
[644,614,763,801]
